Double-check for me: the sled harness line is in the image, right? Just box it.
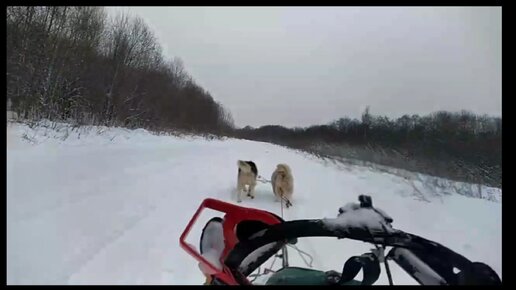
[288,244,314,267]
[247,243,315,283]
[256,175,271,184]
[247,177,314,284]
[257,175,292,208]
[279,196,288,268]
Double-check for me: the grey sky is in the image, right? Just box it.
[106,7,501,128]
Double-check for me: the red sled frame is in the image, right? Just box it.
[179,198,283,285]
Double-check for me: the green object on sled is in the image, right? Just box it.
[265,267,361,285]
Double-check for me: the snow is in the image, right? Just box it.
[239,243,279,274]
[322,202,395,234]
[199,220,224,271]
[7,121,502,285]
[390,248,447,285]
[200,250,223,272]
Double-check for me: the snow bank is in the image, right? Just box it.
[7,120,227,148]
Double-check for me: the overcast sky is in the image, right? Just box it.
[106,7,501,128]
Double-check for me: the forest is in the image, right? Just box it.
[7,6,501,187]
[7,7,235,134]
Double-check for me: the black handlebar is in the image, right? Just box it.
[224,219,500,285]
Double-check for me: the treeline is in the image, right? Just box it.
[7,6,234,134]
[6,7,500,187]
[234,108,501,187]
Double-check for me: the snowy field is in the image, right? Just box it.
[7,121,502,285]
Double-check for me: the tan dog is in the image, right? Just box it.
[271,163,294,207]
[236,160,258,202]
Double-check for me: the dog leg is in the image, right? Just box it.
[236,183,243,203]
[285,192,293,208]
[248,183,256,199]
[285,198,292,208]
[274,186,281,202]
[277,186,285,203]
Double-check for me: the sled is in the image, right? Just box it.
[179,196,501,285]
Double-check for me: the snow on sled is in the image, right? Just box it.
[179,196,501,285]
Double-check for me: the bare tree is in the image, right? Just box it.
[7,6,235,134]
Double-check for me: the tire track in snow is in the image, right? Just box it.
[65,170,203,284]
[62,169,186,284]
[63,203,159,284]
[8,147,193,224]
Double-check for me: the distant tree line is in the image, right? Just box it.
[233,108,501,187]
[6,6,500,187]
[7,6,234,134]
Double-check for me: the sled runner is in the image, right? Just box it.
[179,196,501,285]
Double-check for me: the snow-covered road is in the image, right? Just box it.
[7,122,502,284]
